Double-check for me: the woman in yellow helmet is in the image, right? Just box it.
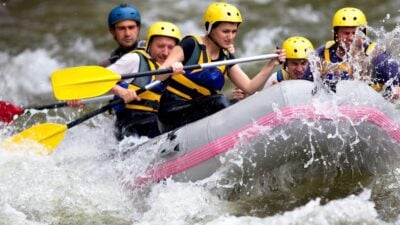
[108,21,181,139]
[265,36,314,88]
[129,2,285,132]
[301,7,400,99]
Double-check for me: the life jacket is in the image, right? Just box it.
[166,35,229,100]
[323,41,352,78]
[323,40,383,91]
[108,43,138,65]
[276,68,290,82]
[122,49,165,112]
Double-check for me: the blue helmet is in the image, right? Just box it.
[108,4,141,28]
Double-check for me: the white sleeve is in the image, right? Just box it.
[264,72,278,89]
[107,53,141,84]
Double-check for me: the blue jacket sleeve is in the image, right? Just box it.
[113,81,129,112]
[301,64,314,81]
[374,52,400,86]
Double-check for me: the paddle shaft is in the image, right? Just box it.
[51,53,279,101]
[0,95,114,113]
[119,53,279,79]
[30,95,114,110]
[65,53,277,128]
[66,82,158,129]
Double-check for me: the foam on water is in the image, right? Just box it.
[0,114,136,225]
[0,49,59,105]
[0,36,102,107]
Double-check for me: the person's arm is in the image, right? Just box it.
[107,53,141,83]
[228,49,285,95]
[374,52,399,82]
[230,87,246,101]
[391,87,400,100]
[155,45,185,81]
[107,53,142,103]
[373,51,400,100]
[156,36,197,81]
[264,72,279,89]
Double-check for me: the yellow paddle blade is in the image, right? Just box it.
[51,66,121,100]
[3,123,68,154]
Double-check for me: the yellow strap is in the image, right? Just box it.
[366,42,377,56]
[131,49,152,59]
[128,84,161,101]
[125,105,157,112]
[281,69,290,80]
[370,83,384,92]
[171,74,211,95]
[338,63,352,73]
[323,41,336,63]
[125,84,161,112]
[166,86,192,100]
[324,49,331,63]
[186,35,227,74]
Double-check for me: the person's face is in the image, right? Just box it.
[336,26,357,50]
[148,36,177,64]
[286,59,309,79]
[210,22,238,49]
[110,20,140,49]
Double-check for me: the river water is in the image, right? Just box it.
[1,0,400,224]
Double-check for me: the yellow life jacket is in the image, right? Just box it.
[166,35,229,100]
[323,41,353,74]
[323,41,383,91]
[125,49,163,112]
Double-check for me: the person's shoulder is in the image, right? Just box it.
[180,35,197,45]
[109,52,141,69]
[315,44,326,54]
[98,58,111,67]
[137,40,146,49]
[120,51,141,62]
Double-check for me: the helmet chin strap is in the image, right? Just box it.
[206,31,223,50]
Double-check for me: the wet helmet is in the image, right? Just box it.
[282,36,314,59]
[108,4,141,28]
[332,7,367,28]
[146,21,181,49]
[203,2,242,34]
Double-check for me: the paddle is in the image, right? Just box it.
[51,54,279,100]
[3,82,159,153]
[0,95,113,123]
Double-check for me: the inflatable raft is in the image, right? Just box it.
[118,80,400,199]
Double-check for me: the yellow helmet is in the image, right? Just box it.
[146,21,181,48]
[332,7,367,28]
[203,2,242,34]
[282,36,314,59]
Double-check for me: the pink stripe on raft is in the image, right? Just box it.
[135,105,400,185]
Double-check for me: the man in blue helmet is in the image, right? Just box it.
[100,4,142,67]
[68,4,141,107]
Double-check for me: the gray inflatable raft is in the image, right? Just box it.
[120,80,400,192]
